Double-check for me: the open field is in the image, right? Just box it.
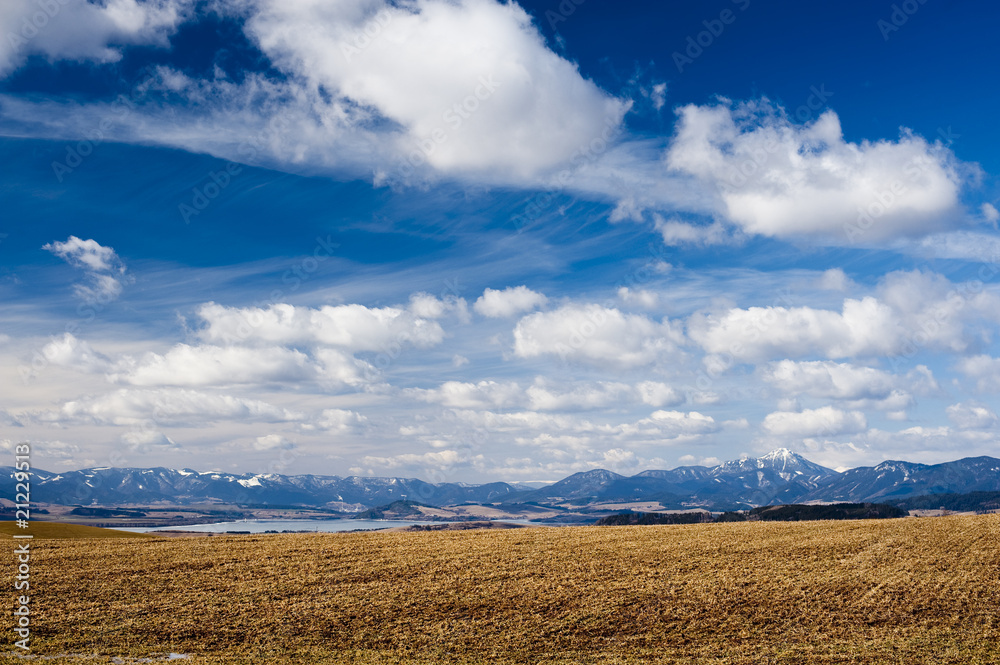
[0,521,152,540]
[3,515,999,664]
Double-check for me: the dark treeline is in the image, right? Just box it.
[596,502,907,526]
[890,491,1000,513]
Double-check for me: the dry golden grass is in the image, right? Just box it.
[4,515,999,664]
[0,521,153,540]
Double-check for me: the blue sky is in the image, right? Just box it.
[2,0,999,480]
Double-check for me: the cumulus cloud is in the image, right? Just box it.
[407,377,683,412]
[690,297,901,362]
[42,236,130,304]
[38,333,111,373]
[637,409,718,436]
[666,99,964,243]
[0,0,191,77]
[945,403,998,430]
[761,360,898,401]
[121,428,177,449]
[525,379,632,411]
[760,359,932,415]
[635,381,683,408]
[982,203,999,227]
[253,433,295,450]
[956,355,1000,392]
[513,304,684,368]
[654,215,733,246]
[407,380,522,409]
[314,408,368,433]
[49,388,302,426]
[474,286,547,318]
[690,270,1000,363]
[616,287,659,309]
[111,344,316,387]
[196,301,446,351]
[3,0,627,186]
[243,0,627,180]
[762,406,867,437]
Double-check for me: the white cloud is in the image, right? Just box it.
[111,344,316,387]
[762,406,867,437]
[49,388,302,426]
[314,408,367,433]
[666,99,964,243]
[690,297,901,362]
[43,236,129,304]
[513,304,684,368]
[121,428,177,449]
[408,380,522,409]
[635,381,683,408]
[38,333,111,373]
[360,448,471,472]
[982,203,999,226]
[956,355,1000,392]
[638,409,718,436]
[945,403,998,430]
[761,360,898,401]
[243,0,627,180]
[761,360,930,415]
[690,270,1000,363]
[678,454,721,467]
[0,0,191,77]
[4,0,626,188]
[525,379,631,411]
[196,301,445,351]
[617,287,659,309]
[818,268,851,292]
[474,286,547,318]
[407,377,682,412]
[253,434,295,450]
[654,215,733,246]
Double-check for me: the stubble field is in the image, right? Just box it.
[4,514,999,664]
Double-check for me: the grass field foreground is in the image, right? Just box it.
[4,515,999,664]
[0,521,153,540]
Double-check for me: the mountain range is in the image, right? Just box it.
[10,449,1000,511]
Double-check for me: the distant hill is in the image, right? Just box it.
[890,491,1000,513]
[354,500,429,520]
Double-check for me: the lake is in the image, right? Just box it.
[118,518,537,534]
